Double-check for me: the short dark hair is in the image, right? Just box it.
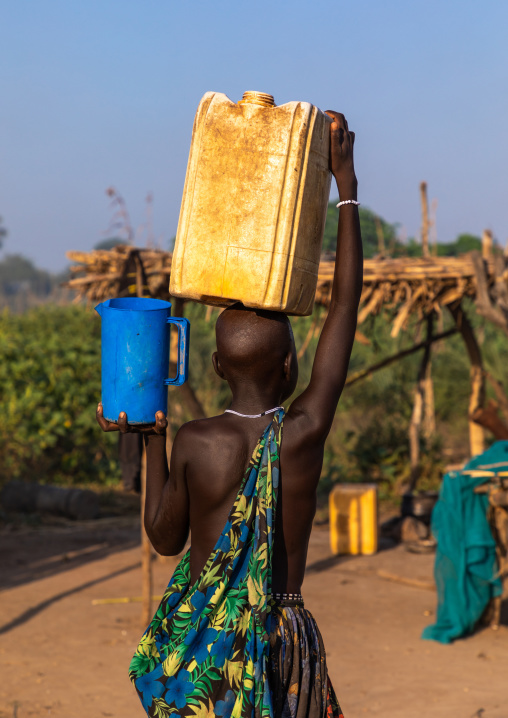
[215,304,293,380]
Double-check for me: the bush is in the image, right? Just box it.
[0,305,120,486]
[2,299,507,504]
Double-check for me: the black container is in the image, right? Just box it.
[401,491,439,524]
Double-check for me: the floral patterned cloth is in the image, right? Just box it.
[129,409,344,718]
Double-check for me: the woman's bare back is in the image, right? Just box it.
[178,411,324,590]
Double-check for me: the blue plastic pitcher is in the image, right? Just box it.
[95,297,190,424]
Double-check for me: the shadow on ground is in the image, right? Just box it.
[0,559,141,635]
[0,491,141,592]
[306,535,398,574]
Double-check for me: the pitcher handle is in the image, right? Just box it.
[164,317,190,387]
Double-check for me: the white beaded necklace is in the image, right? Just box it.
[224,406,283,419]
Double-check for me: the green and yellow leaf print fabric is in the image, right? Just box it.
[129,410,284,718]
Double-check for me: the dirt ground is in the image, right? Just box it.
[1,505,507,718]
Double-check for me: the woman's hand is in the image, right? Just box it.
[325,110,357,200]
[96,402,167,435]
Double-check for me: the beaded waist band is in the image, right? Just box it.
[270,592,304,606]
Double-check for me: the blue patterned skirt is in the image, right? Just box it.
[268,598,344,718]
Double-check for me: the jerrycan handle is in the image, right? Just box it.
[164,317,190,387]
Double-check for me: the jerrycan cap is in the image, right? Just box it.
[238,91,276,108]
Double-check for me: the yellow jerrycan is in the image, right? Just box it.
[329,484,378,556]
[169,91,332,315]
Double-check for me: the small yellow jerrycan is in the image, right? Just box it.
[329,484,378,556]
[170,91,332,315]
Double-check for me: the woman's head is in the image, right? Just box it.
[213,303,298,401]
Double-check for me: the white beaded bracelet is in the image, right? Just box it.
[336,199,361,208]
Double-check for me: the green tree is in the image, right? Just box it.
[0,254,54,296]
[436,233,482,256]
[0,216,7,251]
[94,237,127,251]
[322,201,399,257]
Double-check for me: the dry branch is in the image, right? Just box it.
[344,327,457,388]
[471,250,508,335]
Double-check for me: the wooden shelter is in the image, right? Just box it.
[67,233,508,622]
[66,241,508,462]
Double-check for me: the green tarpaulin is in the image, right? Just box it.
[422,441,506,644]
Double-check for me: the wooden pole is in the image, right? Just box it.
[482,229,493,262]
[449,303,485,457]
[135,255,154,629]
[420,181,430,258]
[408,315,433,492]
[140,447,153,628]
[375,216,386,258]
[469,367,486,456]
[430,198,438,257]
[409,383,424,490]
[422,314,436,440]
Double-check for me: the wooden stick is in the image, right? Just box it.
[391,286,425,337]
[430,198,438,257]
[345,327,457,387]
[66,272,123,286]
[92,595,163,605]
[420,181,430,258]
[482,229,493,262]
[377,569,436,592]
[357,286,384,324]
[297,315,320,360]
[140,447,153,629]
[375,215,386,257]
[423,314,436,440]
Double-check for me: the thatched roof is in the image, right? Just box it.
[317,255,500,336]
[66,246,503,336]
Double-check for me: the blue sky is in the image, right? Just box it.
[1,0,507,271]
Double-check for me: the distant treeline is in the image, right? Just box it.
[322,202,481,258]
[0,254,71,311]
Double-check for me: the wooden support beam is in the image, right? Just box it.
[449,303,485,456]
[408,315,433,492]
[422,314,436,440]
[140,447,153,629]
